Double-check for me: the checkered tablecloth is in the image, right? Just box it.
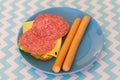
[0,0,120,80]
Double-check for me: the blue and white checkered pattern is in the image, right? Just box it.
[0,0,120,80]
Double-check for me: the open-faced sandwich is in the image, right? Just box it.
[18,14,69,61]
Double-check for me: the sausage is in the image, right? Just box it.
[52,18,81,73]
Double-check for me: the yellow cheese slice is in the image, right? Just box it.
[21,21,62,57]
[23,21,34,33]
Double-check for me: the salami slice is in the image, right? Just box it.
[32,14,69,40]
[19,29,56,54]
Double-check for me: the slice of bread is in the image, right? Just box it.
[31,54,53,61]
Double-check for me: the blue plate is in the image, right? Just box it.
[17,7,104,75]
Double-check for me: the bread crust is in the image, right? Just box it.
[31,54,53,61]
